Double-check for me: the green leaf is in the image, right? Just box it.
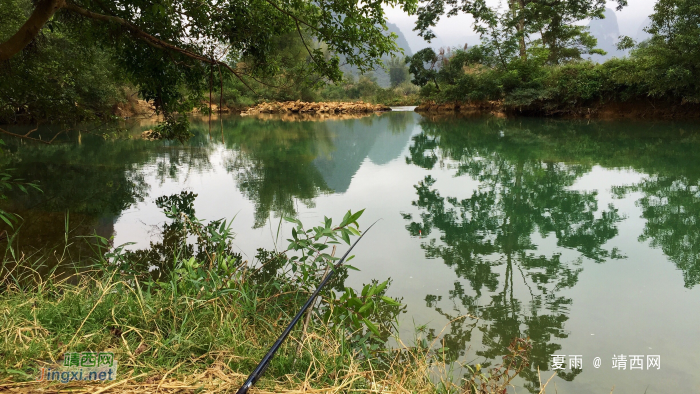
[283,217,301,226]
[349,209,365,225]
[380,296,401,306]
[0,214,14,228]
[341,229,351,245]
[374,280,388,295]
[361,284,371,297]
[358,300,374,314]
[363,318,381,336]
[348,297,363,309]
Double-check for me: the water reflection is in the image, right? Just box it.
[403,116,700,391]
[404,124,622,390]
[627,175,700,288]
[2,113,700,392]
[0,135,152,270]
[0,113,415,256]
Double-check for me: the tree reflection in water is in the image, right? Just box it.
[404,118,628,391]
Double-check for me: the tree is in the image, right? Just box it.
[0,0,418,115]
[413,0,627,65]
[388,56,409,87]
[406,47,442,90]
[630,0,700,102]
[0,0,130,124]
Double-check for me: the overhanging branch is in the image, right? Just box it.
[62,2,266,95]
[0,0,66,61]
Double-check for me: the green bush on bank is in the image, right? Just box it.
[407,0,700,114]
[413,51,700,113]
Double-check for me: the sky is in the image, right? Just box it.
[383,0,658,53]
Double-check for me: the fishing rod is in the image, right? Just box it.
[235,221,378,394]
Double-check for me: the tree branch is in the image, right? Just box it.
[0,127,61,144]
[0,0,66,62]
[0,0,290,96]
[62,2,265,95]
[63,2,213,62]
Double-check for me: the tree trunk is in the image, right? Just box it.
[0,0,65,62]
[510,0,527,60]
[518,19,527,60]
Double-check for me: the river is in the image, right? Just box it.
[2,111,699,393]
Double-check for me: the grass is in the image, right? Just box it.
[0,203,546,393]
[0,261,442,393]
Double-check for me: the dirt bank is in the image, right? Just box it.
[241,101,391,116]
[415,99,700,120]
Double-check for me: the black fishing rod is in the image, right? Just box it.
[235,221,377,394]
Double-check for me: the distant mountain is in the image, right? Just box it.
[340,22,413,88]
[387,22,413,57]
[589,7,624,61]
[635,17,652,42]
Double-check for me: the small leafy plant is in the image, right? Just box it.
[101,192,404,356]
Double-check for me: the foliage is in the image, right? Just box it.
[0,0,128,124]
[621,0,700,103]
[1,0,419,117]
[283,210,405,351]
[148,115,193,143]
[0,192,417,386]
[117,191,240,279]
[316,75,419,106]
[406,0,700,110]
[407,48,442,89]
[388,56,410,88]
[111,192,405,356]
[413,0,627,65]
[408,39,700,111]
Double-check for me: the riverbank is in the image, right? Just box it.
[0,196,538,393]
[414,99,700,119]
[241,101,391,116]
[0,268,430,393]
[0,210,432,392]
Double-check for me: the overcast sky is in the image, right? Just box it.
[383,0,658,53]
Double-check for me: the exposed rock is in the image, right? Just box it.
[113,99,156,118]
[141,129,158,140]
[192,102,234,114]
[244,112,388,122]
[241,101,391,116]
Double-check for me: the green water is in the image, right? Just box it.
[2,112,700,393]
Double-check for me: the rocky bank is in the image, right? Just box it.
[241,101,391,116]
